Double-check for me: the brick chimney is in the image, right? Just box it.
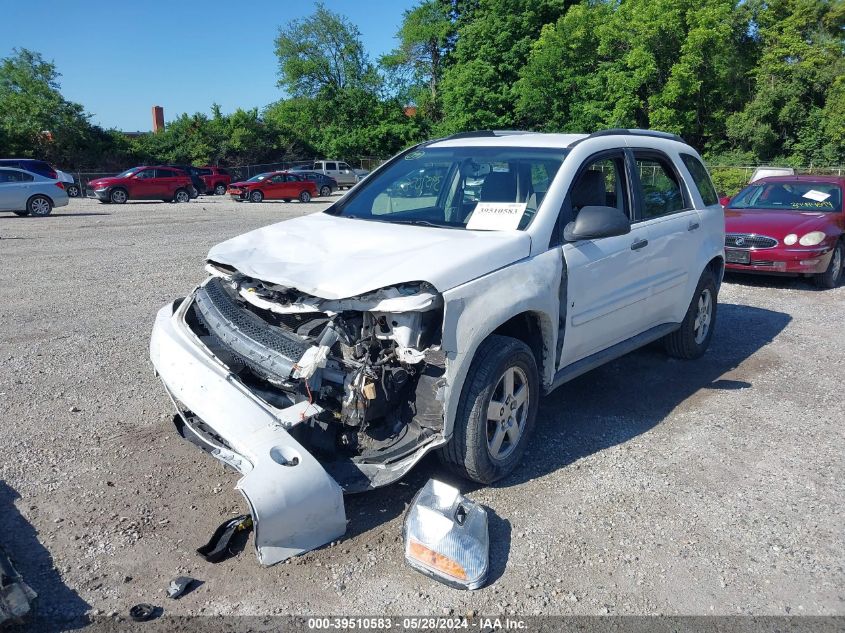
[152,106,165,133]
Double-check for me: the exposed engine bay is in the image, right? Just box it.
[182,261,447,492]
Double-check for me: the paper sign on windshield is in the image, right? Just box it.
[466,202,527,231]
[802,190,831,202]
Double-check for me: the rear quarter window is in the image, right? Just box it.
[680,153,718,206]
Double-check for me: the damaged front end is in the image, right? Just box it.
[150,262,448,565]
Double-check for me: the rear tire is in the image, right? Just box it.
[110,188,128,204]
[174,189,191,203]
[664,269,717,359]
[440,335,539,484]
[214,183,226,196]
[299,190,311,203]
[66,185,80,197]
[319,185,331,197]
[27,195,53,217]
[814,242,843,289]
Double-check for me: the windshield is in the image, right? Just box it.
[116,168,140,178]
[729,181,842,212]
[329,146,567,230]
[246,173,272,183]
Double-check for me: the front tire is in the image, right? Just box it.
[299,190,311,203]
[28,195,53,216]
[66,185,80,197]
[320,185,331,197]
[814,242,843,289]
[249,190,264,203]
[664,270,717,359]
[440,335,539,484]
[110,188,128,204]
[214,183,227,196]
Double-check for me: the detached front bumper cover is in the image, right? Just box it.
[150,298,347,565]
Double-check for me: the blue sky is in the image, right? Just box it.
[0,0,416,131]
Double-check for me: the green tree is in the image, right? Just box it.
[275,3,378,98]
[380,0,453,119]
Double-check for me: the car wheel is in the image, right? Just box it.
[299,190,311,203]
[664,269,717,359]
[249,190,264,203]
[110,188,128,204]
[66,185,80,197]
[440,335,539,484]
[13,211,29,217]
[27,195,53,217]
[215,183,227,196]
[319,185,331,197]
[174,189,191,203]
[814,241,844,289]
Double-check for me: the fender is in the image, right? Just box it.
[440,249,561,439]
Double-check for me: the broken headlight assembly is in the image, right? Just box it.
[403,479,489,590]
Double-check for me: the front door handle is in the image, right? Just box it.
[688,221,700,231]
[631,239,649,251]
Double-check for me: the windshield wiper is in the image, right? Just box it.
[384,219,456,229]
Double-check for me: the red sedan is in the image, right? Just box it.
[227,171,317,203]
[724,176,844,288]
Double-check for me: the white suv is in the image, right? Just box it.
[150,129,724,565]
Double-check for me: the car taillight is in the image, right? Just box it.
[55,182,65,189]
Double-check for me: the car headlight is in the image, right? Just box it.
[783,233,798,245]
[799,231,826,246]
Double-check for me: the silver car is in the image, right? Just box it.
[0,167,68,216]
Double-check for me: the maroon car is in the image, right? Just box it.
[86,166,193,204]
[226,171,317,203]
[197,166,232,196]
[724,176,845,288]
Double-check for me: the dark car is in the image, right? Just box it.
[165,165,205,197]
[86,166,194,204]
[0,158,58,180]
[294,171,338,197]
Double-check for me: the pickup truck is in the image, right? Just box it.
[150,129,724,565]
[291,160,359,188]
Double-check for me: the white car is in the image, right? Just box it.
[150,129,724,565]
[291,160,359,188]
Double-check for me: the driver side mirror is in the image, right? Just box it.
[563,205,631,242]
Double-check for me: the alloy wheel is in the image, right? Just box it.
[486,366,530,461]
[693,288,713,344]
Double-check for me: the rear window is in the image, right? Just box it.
[680,153,718,206]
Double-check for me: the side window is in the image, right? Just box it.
[339,162,350,171]
[19,171,34,182]
[270,174,285,183]
[286,175,301,182]
[136,169,155,179]
[569,155,629,219]
[680,153,718,206]
[326,162,337,171]
[0,169,22,183]
[634,153,685,219]
[155,169,174,178]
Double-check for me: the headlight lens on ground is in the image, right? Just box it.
[403,479,489,590]
[799,231,826,246]
[783,233,798,245]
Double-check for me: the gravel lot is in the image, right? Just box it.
[0,195,843,622]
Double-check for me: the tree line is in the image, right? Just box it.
[1,0,843,178]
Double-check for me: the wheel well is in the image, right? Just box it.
[27,193,53,206]
[491,312,547,378]
[707,255,724,287]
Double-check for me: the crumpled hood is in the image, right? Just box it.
[207,212,532,299]
[725,209,834,239]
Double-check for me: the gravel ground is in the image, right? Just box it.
[0,195,843,622]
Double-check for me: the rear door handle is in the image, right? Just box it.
[631,239,649,251]
[688,221,700,231]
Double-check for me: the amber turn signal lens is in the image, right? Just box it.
[408,539,468,580]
